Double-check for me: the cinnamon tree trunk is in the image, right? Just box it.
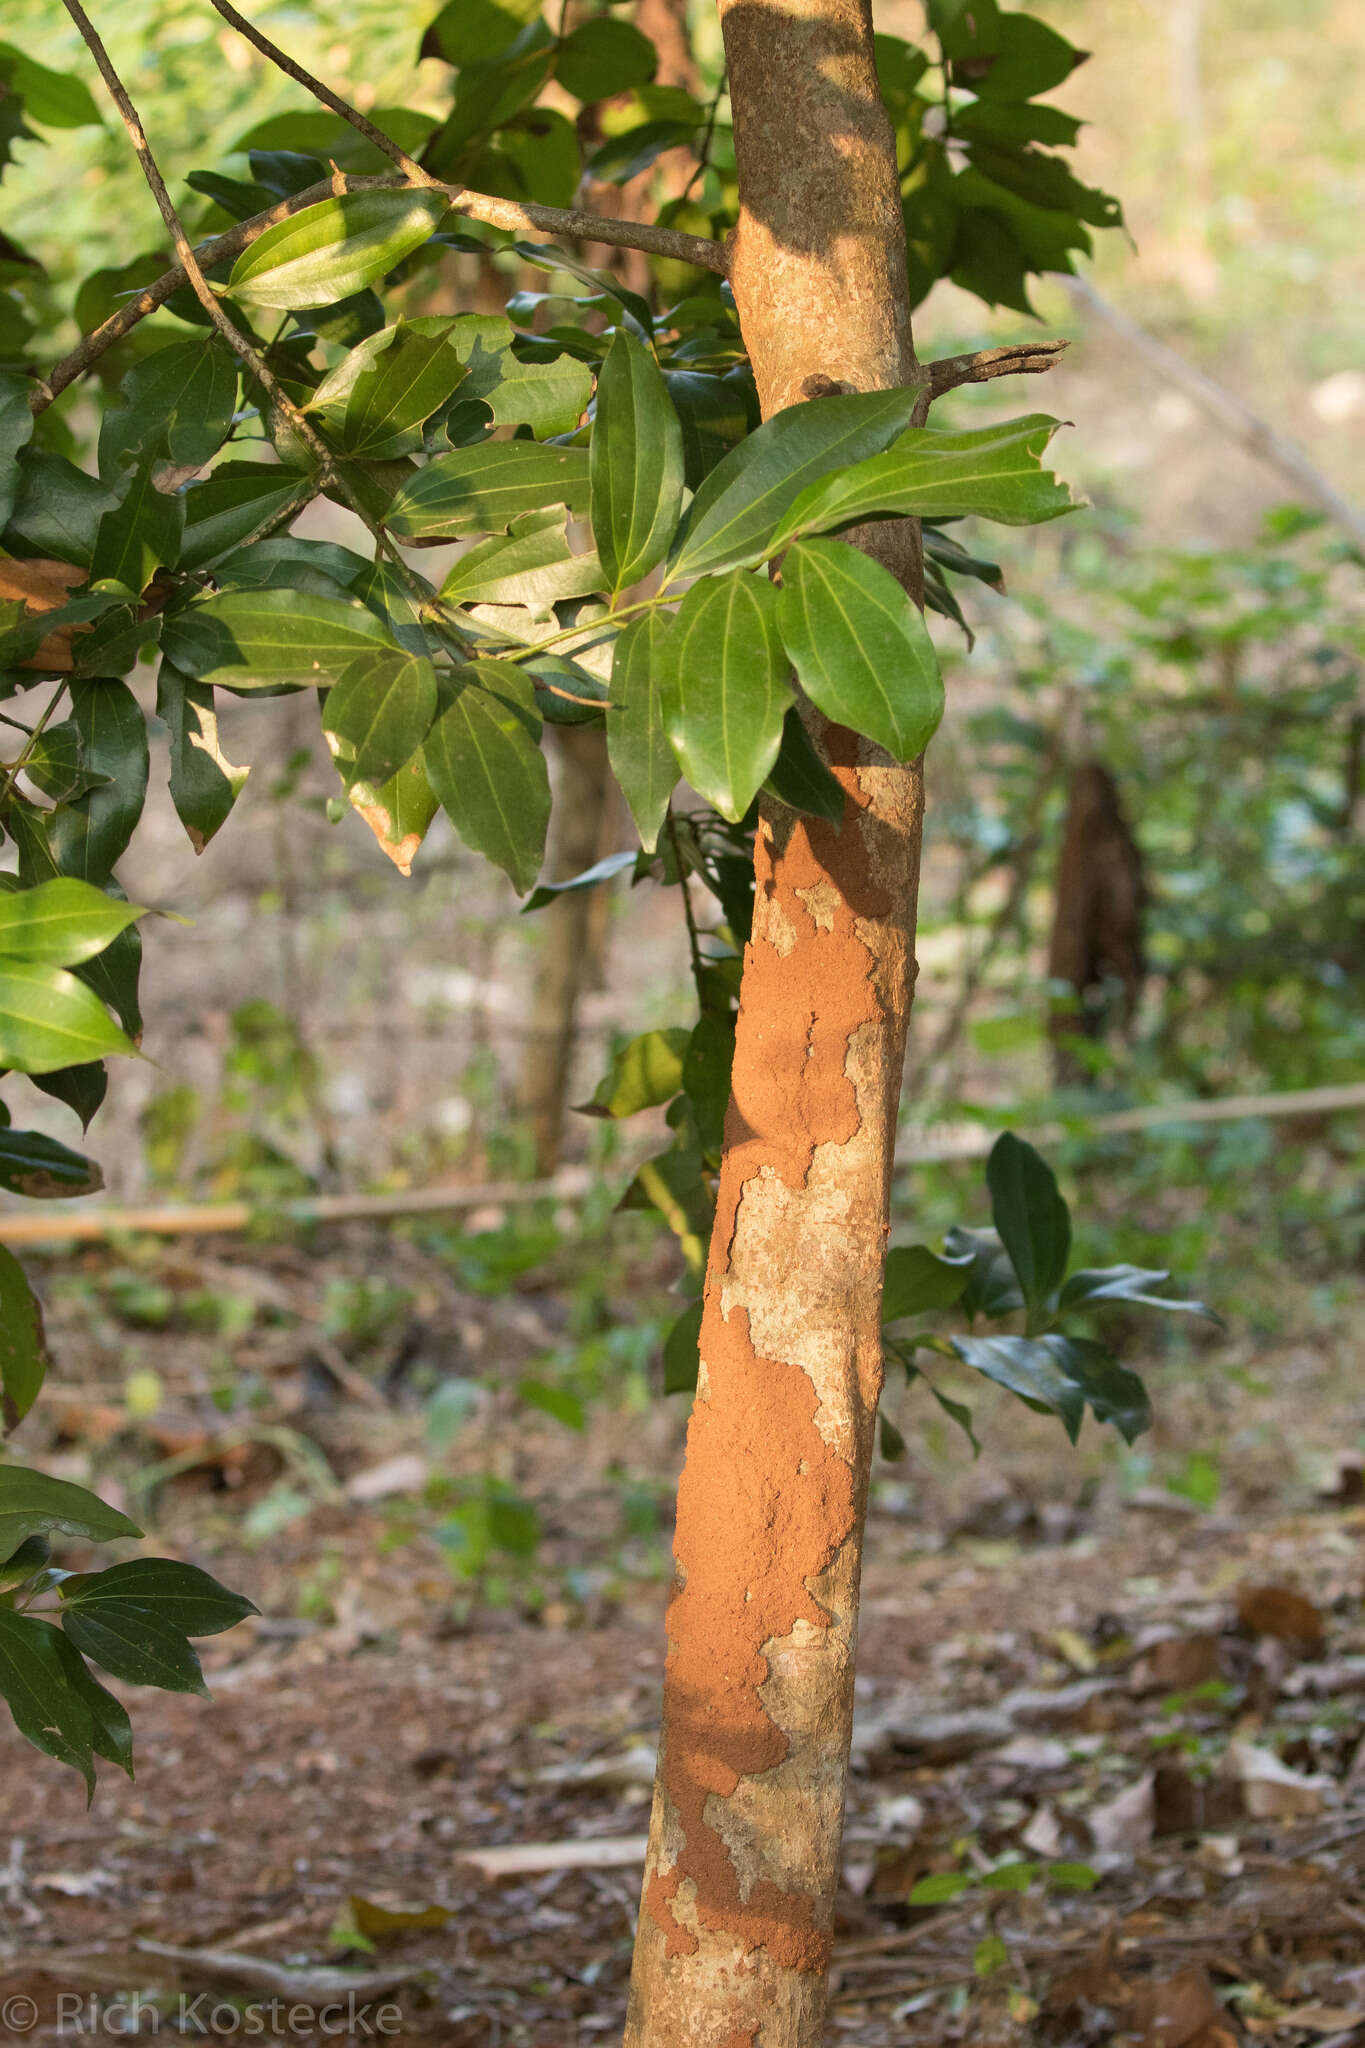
[625,5,928,2040]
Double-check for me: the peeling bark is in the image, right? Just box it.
[625,6,927,2042]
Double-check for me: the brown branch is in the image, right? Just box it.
[31,173,727,417]
[926,338,1070,400]
[206,0,430,184]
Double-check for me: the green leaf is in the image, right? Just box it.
[663,369,752,490]
[517,1379,585,1430]
[156,664,249,853]
[950,1332,1150,1444]
[619,1142,711,1280]
[52,1630,133,1777]
[0,370,35,529]
[97,339,239,480]
[0,958,136,1072]
[227,189,449,310]
[0,42,102,127]
[1058,1265,1220,1323]
[987,1132,1070,1314]
[88,459,184,599]
[777,538,944,762]
[943,1224,1024,1320]
[309,321,468,461]
[969,14,1084,100]
[60,1558,255,1697]
[909,1871,972,1905]
[881,1243,974,1322]
[423,662,550,893]
[586,1027,689,1118]
[0,1126,101,1200]
[0,1246,48,1430]
[662,1299,703,1395]
[0,1612,97,1791]
[0,878,143,966]
[163,588,399,692]
[662,570,792,821]
[439,508,605,607]
[421,0,545,67]
[472,349,593,441]
[606,611,677,854]
[322,646,437,789]
[32,1062,107,1134]
[346,752,440,876]
[179,464,314,572]
[668,386,924,582]
[762,707,847,825]
[590,330,686,594]
[683,1010,735,1157]
[2,451,121,569]
[879,1411,907,1461]
[48,679,149,883]
[557,17,657,100]
[0,1467,140,1558]
[385,441,591,540]
[770,417,1077,547]
[521,848,636,912]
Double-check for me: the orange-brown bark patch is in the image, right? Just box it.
[646,750,889,1972]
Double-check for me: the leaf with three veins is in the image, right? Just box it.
[347,753,441,877]
[0,879,143,966]
[0,1468,141,1557]
[322,646,437,789]
[606,611,677,854]
[0,1127,102,1200]
[440,509,604,608]
[668,385,924,581]
[385,442,591,540]
[97,338,239,480]
[227,189,449,310]
[0,959,137,1072]
[777,538,944,762]
[309,321,468,461]
[661,570,792,822]
[0,1612,99,1792]
[60,1559,257,1697]
[423,662,551,893]
[590,329,686,593]
[769,416,1077,547]
[48,680,149,883]
[88,459,184,599]
[156,665,249,854]
[162,588,400,692]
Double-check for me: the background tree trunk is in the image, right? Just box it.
[1047,760,1146,1087]
[625,4,928,2041]
[518,726,616,1176]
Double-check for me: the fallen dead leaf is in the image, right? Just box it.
[345,1453,428,1504]
[1131,1634,1227,1694]
[1236,1585,1326,1657]
[1089,1770,1156,1868]
[1226,1740,1334,1820]
[1127,1966,1232,2048]
[1274,2008,1365,2034]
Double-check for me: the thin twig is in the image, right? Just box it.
[927,338,1070,400]
[666,811,708,1000]
[207,0,429,183]
[31,171,727,417]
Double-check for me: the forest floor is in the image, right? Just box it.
[0,1220,1363,2047]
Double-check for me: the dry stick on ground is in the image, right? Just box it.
[1061,272,1365,553]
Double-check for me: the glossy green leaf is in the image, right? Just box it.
[53,1630,133,1777]
[423,662,550,893]
[347,752,440,876]
[943,1224,1025,1321]
[1058,1265,1219,1323]
[0,1245,48,1431]
[471,349,593,441]
[440,508,605,608]
[683,1011,735,1157]
[770,417,1076,547]
[0,371,35,529]
[228,189,449,309]
[951,1333,1150,1444]
[0,879,143,966]
[421,0,544,66]
[987,1132,1071,1314]
[0,1612,98,1791]
[48,680,149,884]
[163,588,399,692]
[0,1467,140,1558]
[0,958,136,1072]
[0,1127,101,1201]
[63,1557,257,1639]
[32,1062,107,1133]
[881,1243,975,1322]
[663,369,753,490]
[156,664,249,853]
[179,464,314,572]
[662,1299,703,1395]
[88,459,184,599]
[586,1027,689,1118]
[517,1379,585,1430]
[668,386,924,582]
[97,339,239,480]
[556,17,657,99]
[762,707,846,826]
[619,1141,711,1280]
[970,14,1084,100]
[309,321,468,461]
[606,611,677,854]
[521,848,636,912]
[777,538,944,762]
[385,441,591,540]
[2,451,120,569]
[662,570,792,821]
[323,646,437,789]
[590,330,686,593]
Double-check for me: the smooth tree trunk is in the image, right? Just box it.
[626,5,928,2042]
